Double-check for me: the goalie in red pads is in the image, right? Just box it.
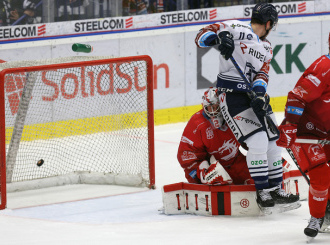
[177,87,252,186]
[276,34,330,239]
[172,87,301,216]
[177,87,300,214]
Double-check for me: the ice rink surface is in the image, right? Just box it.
[0,112,329,244]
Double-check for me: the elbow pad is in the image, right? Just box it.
[199,32,219,47]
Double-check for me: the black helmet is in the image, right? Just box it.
[252,3,278,30]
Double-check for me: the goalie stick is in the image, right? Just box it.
[229,56,279,136]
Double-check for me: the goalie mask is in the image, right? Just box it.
[202,88,224,128]
[202,87,221,118]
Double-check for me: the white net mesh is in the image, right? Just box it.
[0,56,153,191]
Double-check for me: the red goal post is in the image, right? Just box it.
[0,55,155,209]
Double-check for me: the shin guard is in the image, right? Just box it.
[309,186,328,218]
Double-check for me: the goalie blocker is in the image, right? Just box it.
[162,170,308,216]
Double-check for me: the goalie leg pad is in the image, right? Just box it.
[162,182,260,216]
[162,170,305,216]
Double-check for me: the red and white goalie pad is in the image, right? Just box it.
[162,182,259,216]
[161,170,308,216]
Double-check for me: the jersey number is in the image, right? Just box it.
[239,32,253,40]
[239,32,245,40]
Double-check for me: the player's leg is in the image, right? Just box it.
[245,131,269,188]
[267,140,283,187]
[244,131,276,209]
[219,92,275,209]
[308,164,330,218]
[219,93,269,188]
[305,163,330,237]
[290,142,330,237]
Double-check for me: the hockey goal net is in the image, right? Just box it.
[0,55,154,209]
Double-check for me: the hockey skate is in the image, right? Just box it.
[304,216,324,242]
[256,189,275,215]
[320,200,330,233]
[270,186,301,213]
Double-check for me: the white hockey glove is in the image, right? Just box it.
[197,159,233,185]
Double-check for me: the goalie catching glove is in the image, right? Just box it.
[197,159,233,185]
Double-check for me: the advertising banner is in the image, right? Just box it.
[1,1,330,114]
[0,1,318,42]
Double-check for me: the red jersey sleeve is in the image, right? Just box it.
[285,55,330,124]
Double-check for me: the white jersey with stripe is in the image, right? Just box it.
[196,20,273,88]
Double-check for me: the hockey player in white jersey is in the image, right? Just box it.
[195,3,299,213]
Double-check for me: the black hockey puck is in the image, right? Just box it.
[37,159,44,167]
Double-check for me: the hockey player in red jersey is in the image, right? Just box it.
[177,87,252,186]
[276,34,330,239]
[194,3,299,213]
